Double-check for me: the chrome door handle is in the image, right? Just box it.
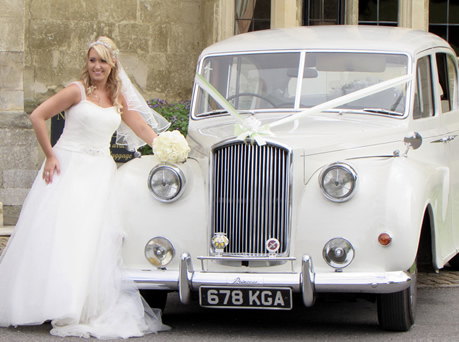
[431,135,457,143]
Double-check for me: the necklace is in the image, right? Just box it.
[87,85,100,105]
[91,91,100,105]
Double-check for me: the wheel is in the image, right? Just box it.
[377,265,417,331]
[447,253,459,270]
[139,290,168,312]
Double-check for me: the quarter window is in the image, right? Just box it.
[435,53,458,113]
[413,56,434,119]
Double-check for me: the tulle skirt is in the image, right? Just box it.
[0,146,169,339]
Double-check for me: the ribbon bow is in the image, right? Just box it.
[234,116,272,146]
[195,73,272,145]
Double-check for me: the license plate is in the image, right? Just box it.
[199,286,292,310]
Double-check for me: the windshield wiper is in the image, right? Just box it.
[197,109,269,117]
[196,109,228,117]
[363,108,403,116]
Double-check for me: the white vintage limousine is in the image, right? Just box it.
[115,25,459,331]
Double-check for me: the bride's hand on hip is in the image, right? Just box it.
[43,156,61,185]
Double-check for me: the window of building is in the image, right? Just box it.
[235,0,271,34]
[358,0,398,26]
[303,0,345,26]
[429,0,459,54]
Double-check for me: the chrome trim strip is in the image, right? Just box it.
[294,51,306,109]
[190,272,301,291]
[197,256,296,262]
[198,256,297,272]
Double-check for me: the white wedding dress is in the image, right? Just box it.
[0,82,169,339]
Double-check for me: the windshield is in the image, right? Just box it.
[194,51,409,117]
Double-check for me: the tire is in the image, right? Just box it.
[447,253,459,270]
[139,290,168,312]
[377,265,417,331]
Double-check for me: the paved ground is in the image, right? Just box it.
[1,235,459,288]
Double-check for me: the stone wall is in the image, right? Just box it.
[0,0,219,225]
[0,0,38,225]
[25,0,207,110]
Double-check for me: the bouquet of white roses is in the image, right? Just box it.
[153,130,190,163]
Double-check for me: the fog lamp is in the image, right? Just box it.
[323,238,355,269]
[145,237,175,267]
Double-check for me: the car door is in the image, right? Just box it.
[408,52,455,265]
[435,49,459,251]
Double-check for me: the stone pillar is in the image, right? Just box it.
[399,0,429,31]
[0,202,3,227]
[345,0,359,25]
[217,0,235,41]
[0,0,24,113]
[0,0,39,226]
[271,0,302,29]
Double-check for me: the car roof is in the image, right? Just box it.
[200,25,453,58]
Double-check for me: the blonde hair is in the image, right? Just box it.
[81,36,122,113]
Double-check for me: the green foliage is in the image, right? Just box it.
[138,99,190,155]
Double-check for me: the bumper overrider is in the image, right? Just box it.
[128,253,412,308]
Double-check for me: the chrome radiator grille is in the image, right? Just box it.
[211,140,292,256]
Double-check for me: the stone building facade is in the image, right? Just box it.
[0,0,440,225]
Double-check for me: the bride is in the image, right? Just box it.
[0,36,170,339]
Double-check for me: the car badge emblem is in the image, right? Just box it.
[266,238,280,254]
[212,232,229,256]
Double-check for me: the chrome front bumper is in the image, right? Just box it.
[128,252,413,308]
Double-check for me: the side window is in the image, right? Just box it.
[435,53,458,113]
[413,56,434,120]
[447,54,458,111]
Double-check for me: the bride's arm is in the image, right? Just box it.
[119,95,159,146]
[30,83,81,184]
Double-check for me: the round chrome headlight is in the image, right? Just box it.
[145,237,175,267]
[148,164,185,202]
[319,162,357,202]
[323,238,355,269]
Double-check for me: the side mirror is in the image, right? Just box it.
[403,132,422,156]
